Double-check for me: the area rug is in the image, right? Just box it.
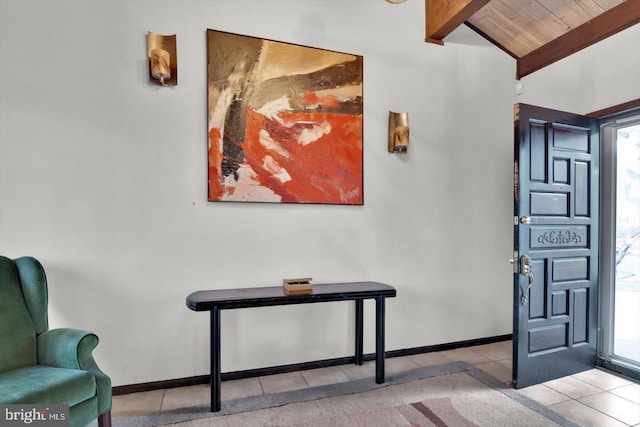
[114,362,579,427]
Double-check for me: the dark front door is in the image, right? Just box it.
[513,103,599,388]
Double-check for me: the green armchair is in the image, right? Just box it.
[0,256,112,427]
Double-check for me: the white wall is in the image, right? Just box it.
[7,0,631,387]
[518,23,640,114]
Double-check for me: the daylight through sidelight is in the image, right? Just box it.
[614,123,640,366]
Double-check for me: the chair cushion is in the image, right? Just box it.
[0,365,97,407]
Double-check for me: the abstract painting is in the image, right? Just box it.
[207,30,363,204]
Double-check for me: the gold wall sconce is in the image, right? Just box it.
[147,32,177,86]
[388,111,409,153]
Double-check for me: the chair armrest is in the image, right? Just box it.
[37,328,98,370]
[37,328,112,414]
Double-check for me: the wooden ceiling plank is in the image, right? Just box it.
[577,0,605,13]
[469,6,523,38]
[571,0,611,14]
[513,0,572,37]
[426,0,491,44]
[464,21,521,58]
[467,17,535,57]
[536,0,604,29]
[488,0,566,45]
[468,3,545,56]
[591,0,624,10]
[518,0,640,78]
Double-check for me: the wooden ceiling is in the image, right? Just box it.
[425,0,640,79]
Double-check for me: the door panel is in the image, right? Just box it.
[513,104,599,388]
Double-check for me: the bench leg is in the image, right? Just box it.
[210,307,221,412]
[375,296,385,384]
[355,299,364,365]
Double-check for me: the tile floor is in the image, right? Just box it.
[112,340,640,426]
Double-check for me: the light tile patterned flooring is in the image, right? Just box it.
[113,341,640,426]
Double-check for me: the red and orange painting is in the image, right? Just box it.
[207,29,363,204]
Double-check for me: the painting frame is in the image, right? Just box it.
[207,29,364,205]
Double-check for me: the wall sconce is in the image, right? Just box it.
[147,32,177,87]
[388,111,409,153]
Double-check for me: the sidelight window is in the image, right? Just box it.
[600,114,640,379]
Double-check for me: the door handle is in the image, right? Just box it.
[519,255,534,305]
[520,254,531,275]
[520,216,531,224]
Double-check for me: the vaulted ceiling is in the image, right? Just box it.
[425,0,640,79]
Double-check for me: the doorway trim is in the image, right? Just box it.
[597,106,640,381]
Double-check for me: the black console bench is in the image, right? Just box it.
[186,281,397,412]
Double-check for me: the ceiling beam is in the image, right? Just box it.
[425,0,491,45]
[588,98,640,119]
[517,0,640,79]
